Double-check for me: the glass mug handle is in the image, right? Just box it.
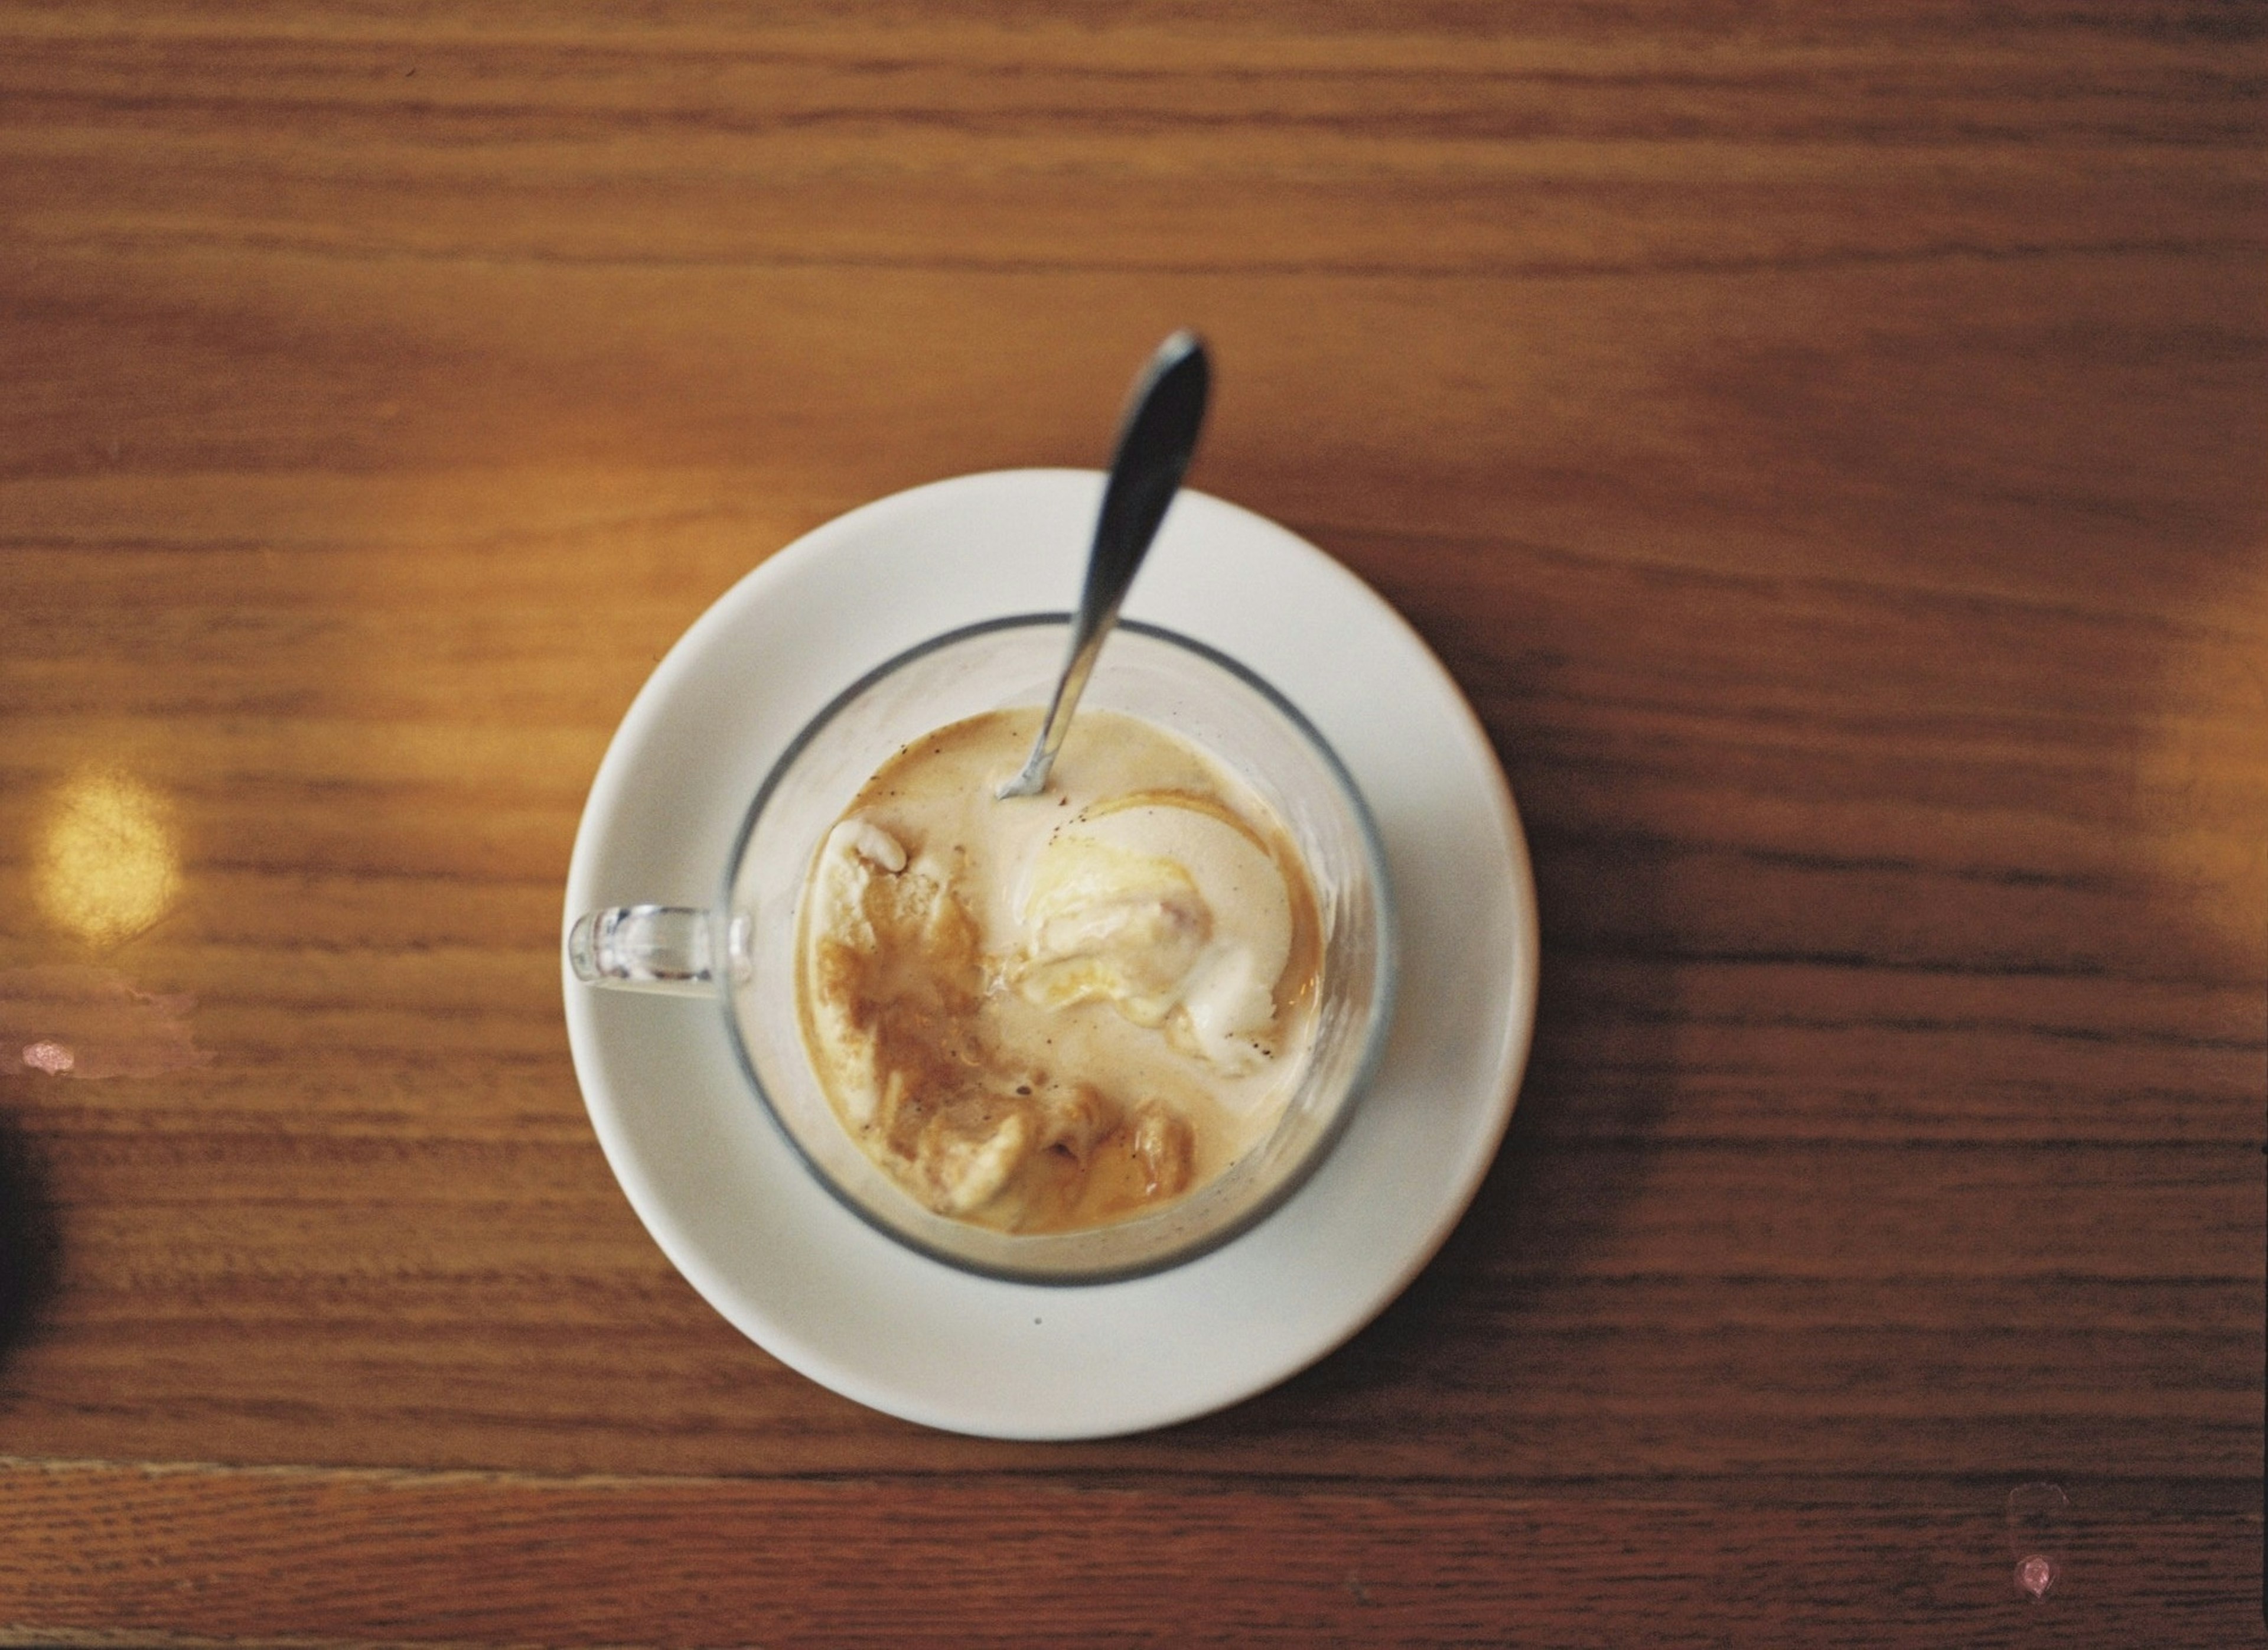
[566,905,752,998]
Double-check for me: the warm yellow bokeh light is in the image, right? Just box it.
[35,767,180,947]
[2135,565,2268,974]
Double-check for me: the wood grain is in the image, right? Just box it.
[2,1459,2261,1649]
[1,1,2262,1642]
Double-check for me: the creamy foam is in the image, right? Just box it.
[794,707,1321,1233]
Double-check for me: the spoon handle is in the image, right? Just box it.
[999,330,1212,798]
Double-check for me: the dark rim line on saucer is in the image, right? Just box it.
[716,611,1399,1288]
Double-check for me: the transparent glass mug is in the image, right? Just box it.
[567,616,1396,1283]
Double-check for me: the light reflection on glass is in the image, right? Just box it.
[34,767,180,947]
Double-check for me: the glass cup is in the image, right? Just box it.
[567,616,1396,1283]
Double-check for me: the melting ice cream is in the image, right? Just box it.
[796,707,1321,1233]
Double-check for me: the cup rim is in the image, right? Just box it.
[716,611,1399,1285]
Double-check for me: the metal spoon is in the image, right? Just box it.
[996,330,1212,799]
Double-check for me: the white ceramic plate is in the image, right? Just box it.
[561,470,1538,1440]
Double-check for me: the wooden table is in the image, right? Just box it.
[2,5,2262,1644]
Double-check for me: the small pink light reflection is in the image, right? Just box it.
[2,966,206,1079]
[22,1039,75,1075]
[2007,1480,2068,1603]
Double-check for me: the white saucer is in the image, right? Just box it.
[561,470,1539,1440]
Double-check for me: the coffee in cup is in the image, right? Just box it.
[570,616,1391,1283]
[797,705,1324,1234]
